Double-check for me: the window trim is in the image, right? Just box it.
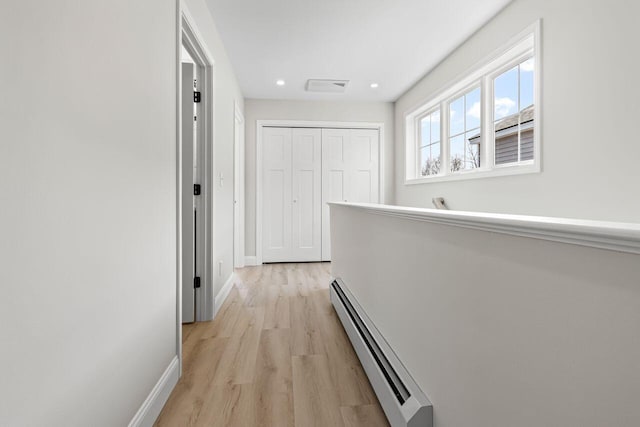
[404,20,541,185]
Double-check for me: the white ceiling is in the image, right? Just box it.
[205,0,512,102]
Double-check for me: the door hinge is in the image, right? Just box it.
[194,276,201,288]
[194,184,201,195]
[194,91,201,103]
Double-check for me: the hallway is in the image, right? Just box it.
[155,263,389,427]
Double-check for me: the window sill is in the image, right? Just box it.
[404,162,540,185]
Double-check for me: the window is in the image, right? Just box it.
[405,22,540,184]
[449,87,481,172]
[493,57,535,165]
[419,110,441,176]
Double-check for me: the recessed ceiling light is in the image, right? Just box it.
[276,79,285,86]
[370,83,379,88]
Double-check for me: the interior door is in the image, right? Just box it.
[321,128,379,261]
[291,128,321,261]
[321,129,350,261]
[350,129,380,204]
[263,127,293,262]
[181,62,196,323]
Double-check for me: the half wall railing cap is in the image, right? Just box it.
[327,202,640,255]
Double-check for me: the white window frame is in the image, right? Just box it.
[404,20,541,185]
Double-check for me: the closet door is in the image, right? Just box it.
[291,128,322,261]
[350,129,379,204]
[321,128,379,261]
[263,127,293,262]
[321,129,351,261]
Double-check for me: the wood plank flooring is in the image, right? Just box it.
[155,262,389,427]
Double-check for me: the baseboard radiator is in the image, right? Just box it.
[330,279,433,427]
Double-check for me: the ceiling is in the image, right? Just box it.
[205,0,512,102]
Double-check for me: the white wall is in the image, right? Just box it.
[330,204,640,427]
[0,0,244,425]
[0,1,177,425]
[244,99,394,257]
[188,0,245,298]
[394,0,640,222]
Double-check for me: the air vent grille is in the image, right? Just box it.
[306,79,350,93]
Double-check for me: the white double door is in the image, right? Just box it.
[263,127,379,263]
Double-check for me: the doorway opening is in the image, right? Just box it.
[179,11,215,332]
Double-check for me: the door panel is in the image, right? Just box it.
[181,62,195,323]
[321,128,379,260]
[321,129,350,261]
[352,170,372,203]
[263,128,293,262]
[291,128,321,261]
[267,170,286,248]
[350,129,379,204]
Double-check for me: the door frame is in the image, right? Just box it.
[234,103,245,268]
[255,120,385,265]
[176,2,216,371]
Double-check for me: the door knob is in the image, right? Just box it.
[293,199,297,203]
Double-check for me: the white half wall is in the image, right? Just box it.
[188,0,245,299]
[330,203,640,427]
[394,0,640,222]
[244,99,394,257]
[0,1,177,425]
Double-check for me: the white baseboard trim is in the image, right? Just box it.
[128,355,179,427]
[215,272,236,314]
[244,256,258,266]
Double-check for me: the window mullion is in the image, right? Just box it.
[441,100,449,175]
[517,63,522,163]
[483,75,494,169]
[415,116,421,177]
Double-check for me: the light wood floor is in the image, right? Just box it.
[155,262,389,427]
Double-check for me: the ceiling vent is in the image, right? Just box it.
[306,79,349,93]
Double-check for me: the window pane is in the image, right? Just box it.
[520,58,534,111]
[519,57,534,161]
[420,143,441,176]
[449,96,464,136]
[432,142,440,160]
[465,131,480,169]
[420,116,431,147]
[494,66,518,120]
[431,110,440,142]
[494,58,536,165]
[450,134,465,172]
[420,146,430,176]
[465,87,481,130]
[520,112,534,161]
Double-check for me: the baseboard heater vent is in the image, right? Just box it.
[331,279,432,427]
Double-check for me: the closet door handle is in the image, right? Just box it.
[293,199,297,203]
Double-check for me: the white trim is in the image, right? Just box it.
[215,272,236,315]
[404,20,541,184]
[405,161,538,184]
[256,119,385,265]
[244,256,258,266]
[128,356,180,427]
[181,5,216,322]
[329,202,640,255]
[234,103,245,269]
[174,0,182,377]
